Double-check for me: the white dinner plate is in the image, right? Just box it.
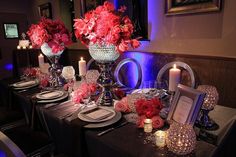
[13,79,39,89]
[36,90,64,100]
[78,106,116,123]
[83,111,122,129]
[37,91,69,103]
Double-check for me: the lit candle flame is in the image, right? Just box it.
[173,64,177,69]
[80,57,84,61]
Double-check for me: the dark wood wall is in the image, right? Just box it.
[12,49,236,108]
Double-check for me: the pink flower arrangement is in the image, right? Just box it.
[135,97,164,129]
[114,96,164,129]
[115,97,131,113]
[74,1,140,53]
[72,82,97,104]
[27,18,72,54]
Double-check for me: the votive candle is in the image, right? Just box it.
[144,119,153,133]
[22,46,26,49]
[169,64,181,92]
[17,45,21,49]
[38,54,44,67]
[78,57,87,76]
[155,130,166,147]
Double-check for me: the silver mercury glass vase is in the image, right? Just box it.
[88,43,120,106]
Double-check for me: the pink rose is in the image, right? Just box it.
[151,116,164,129]
[115,97,130,113]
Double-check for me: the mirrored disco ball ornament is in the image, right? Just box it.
[166,122,196,155]
[196,85,219,130]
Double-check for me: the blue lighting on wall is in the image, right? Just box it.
[123,52,158,88]
[4,63,13,71]
[0,150,7,157]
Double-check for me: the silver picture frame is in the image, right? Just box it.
[167,84,205,125]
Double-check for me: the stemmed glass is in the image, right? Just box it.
[62,66,76,94]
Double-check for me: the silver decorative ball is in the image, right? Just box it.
[166,122,196,155]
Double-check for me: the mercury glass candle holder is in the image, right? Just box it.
[196,85,219,130]
[166,122,196,155]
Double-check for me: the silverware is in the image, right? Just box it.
[97,121,128,136]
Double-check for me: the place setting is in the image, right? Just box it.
[78,105,122,129]
[11,79,39,91]
[34,89,69,103]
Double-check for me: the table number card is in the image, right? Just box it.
[173,96,193,124]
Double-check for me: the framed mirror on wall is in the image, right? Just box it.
[165,0,222,15]
[79,0,148,40]
[3,23,19,39]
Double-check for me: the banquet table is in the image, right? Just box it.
[2,77,236,157]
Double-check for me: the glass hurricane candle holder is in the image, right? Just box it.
[166,122,196,155]
[155,130,166,148]
[144,119,153,133]
[196,85,219,130]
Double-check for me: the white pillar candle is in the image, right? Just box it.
[144,119,153,133]
[38,54,44,67]
[155,130,166,147]
[17,45,21,49]
[78,57,87,76]
[169,64,181,92]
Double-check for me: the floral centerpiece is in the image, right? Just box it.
[74,1,140,59]
[115,95,164,129]
[27,18,72,87]
[73,1,140,106]
[27,18,72,56]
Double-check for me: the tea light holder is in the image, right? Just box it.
[196,85,219,130]
[144,119,153,133]
[166,122,196,155]
[155,130,166,147]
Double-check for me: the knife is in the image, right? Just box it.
[97,121,128,136]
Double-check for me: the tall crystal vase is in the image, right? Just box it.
[41,43,64,88]
[88,43,120,106]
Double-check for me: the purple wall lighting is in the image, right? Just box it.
[123,51,158,88]
[4,63,13,71]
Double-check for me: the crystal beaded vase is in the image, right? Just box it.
[166,122,196,155]
[88,43,120,106]
[41,43,65,88]
[196,85,219,130]
[88,43,120,63]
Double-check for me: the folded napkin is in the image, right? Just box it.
[82,108,113,120]
[41,91,61,98]
[16,80,35,87]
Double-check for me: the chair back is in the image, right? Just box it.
[114,58,142,89]
[0,131,26,157]
[156,61,195,88]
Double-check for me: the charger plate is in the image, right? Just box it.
[78,106,116,123]
[12,79,39,90]
[36,90,64,100]
[82,107,122,129]
[37,91,68,103]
